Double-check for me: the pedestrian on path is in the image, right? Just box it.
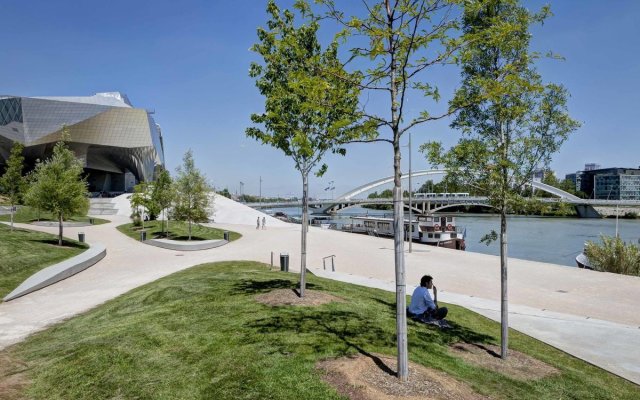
[262,216,266,230]
[256,216,260,230]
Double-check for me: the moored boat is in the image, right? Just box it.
[347,214,466,250]
[575,244,593,269]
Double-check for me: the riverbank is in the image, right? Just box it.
[1,201,639,384]
[269,206,640,267]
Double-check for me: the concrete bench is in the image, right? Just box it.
[3,243,107,301]
[144,238,228,251]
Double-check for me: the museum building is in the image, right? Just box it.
[0,92,164,194]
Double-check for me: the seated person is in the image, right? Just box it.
[408,275,448,321]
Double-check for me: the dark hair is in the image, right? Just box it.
[420,275,433,287]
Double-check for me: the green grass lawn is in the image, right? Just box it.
[117,220,242,241]
[0,224,88,299]
[0,206,109,225]
[3,261,638,399]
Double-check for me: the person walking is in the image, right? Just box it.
[262,216,266,230]
[257,216,260,230]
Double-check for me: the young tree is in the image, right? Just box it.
[422,0,579,359]
[152,167,174,237]
[247,0,373,297]
[173,150,211,240]
[130,181,155,230]
[0,142,26,231]
[24,132,89,246]
[319,0,465,380]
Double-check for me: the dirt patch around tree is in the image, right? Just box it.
[317,353,489,400]
[0,352,30,400]
[449,343,559,380]
[255,288,344,306]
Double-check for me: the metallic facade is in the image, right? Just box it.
[0,92,164,193]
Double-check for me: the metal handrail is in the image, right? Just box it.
[322,255,336,272]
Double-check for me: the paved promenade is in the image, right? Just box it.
[1,215,639,385]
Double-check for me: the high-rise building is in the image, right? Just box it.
[573,167,640,200]
[0,92,164,193]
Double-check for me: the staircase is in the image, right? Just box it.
[88,198,118,216]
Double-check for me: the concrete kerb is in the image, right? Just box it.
[3,243,107,302]
[144,238,228,251]
[30,221,95,228]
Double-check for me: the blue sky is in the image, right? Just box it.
[3,1,639,198]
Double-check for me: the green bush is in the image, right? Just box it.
[585,235,640,276]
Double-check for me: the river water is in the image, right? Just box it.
[268,206,640,267]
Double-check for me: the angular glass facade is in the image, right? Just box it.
[580,168,640,200]
[0,92,164,193]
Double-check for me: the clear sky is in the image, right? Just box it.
[3,1,639,198]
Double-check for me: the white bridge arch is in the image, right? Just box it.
[335,169,579,201]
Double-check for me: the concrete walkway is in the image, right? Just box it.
[1,216,639,385]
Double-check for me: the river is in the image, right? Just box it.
[267,206,640,267]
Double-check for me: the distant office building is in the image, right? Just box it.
[532,168,545,182]
[565,173,579,192]
[574,167,640,200]
[0,92,164,193]
[584,163,601,171]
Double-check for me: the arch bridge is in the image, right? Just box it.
[248,170,639,218]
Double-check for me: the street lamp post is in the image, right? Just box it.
[325,180,335,200]
[408,132,413,253]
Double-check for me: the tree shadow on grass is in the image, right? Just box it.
[371,297,494,346]
[410,318,495,348]
[231,279,321,295]
[164,235,210,241]
[247,308,397,374]
[27,238,86,249]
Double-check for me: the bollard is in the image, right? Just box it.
[223,231,229,241]
[279,253,289,272]
[78,232,85,243]
[140,230,147,241]
[89,218,95,225]
[271,251,274,269]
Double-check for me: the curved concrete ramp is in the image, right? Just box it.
[145,238,227,251]
[3,244,107,302]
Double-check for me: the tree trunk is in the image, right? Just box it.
[10,202,14,231]
[393,141,408,381]
[58,212,63,246]
[299,170,309,298]
[500,123,509,360]
[500,205,508,359]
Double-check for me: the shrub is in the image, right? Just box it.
[584,235,640,276]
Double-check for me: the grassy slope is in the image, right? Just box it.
[0,206,109,225]
[0,224,88,298]
[7,262,638,400]
[117,220,242,241]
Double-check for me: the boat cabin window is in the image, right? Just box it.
[364,221,376,228]
[428,233,433,238]
[378,222,391,231]
[447,217,453,222]
[434,234,441,239]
